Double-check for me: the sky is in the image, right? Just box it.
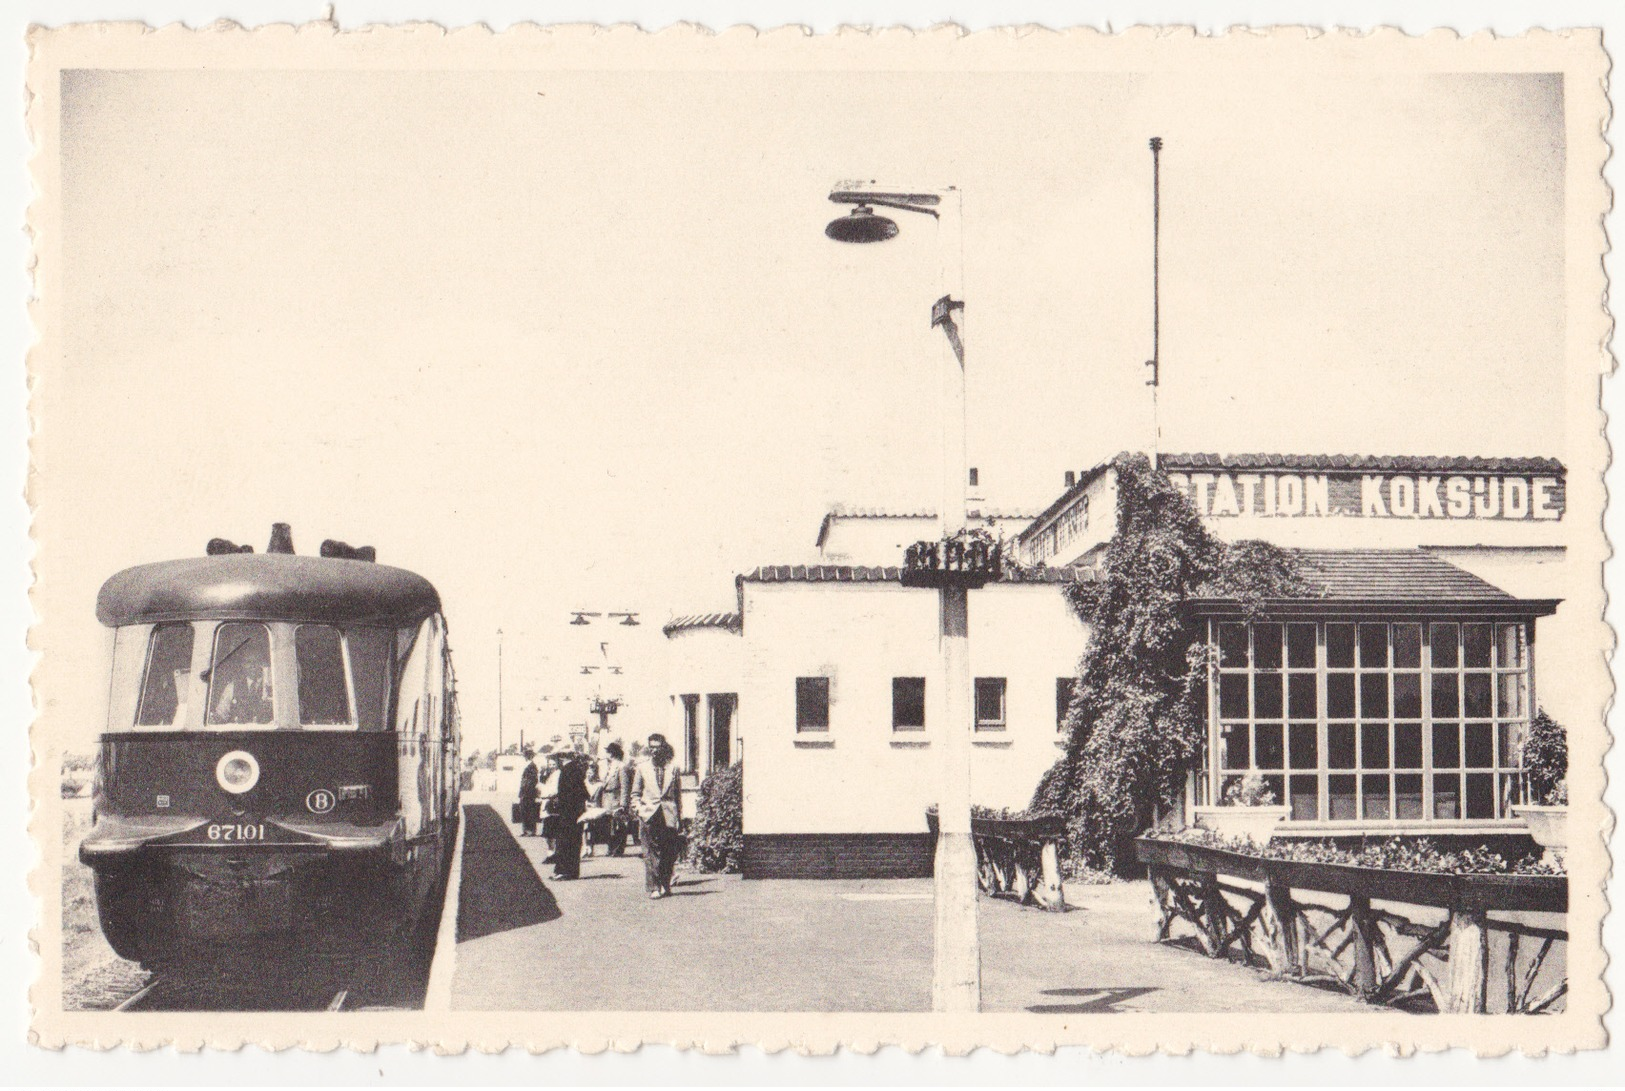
[37,65,1567,754]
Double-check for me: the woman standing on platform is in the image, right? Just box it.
[516,748,541,837]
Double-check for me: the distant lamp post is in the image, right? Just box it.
[824,182,979,1014]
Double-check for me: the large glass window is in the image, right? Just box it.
[135,622,195,727]
[205,622,274,726]
[1211,618,1531,823]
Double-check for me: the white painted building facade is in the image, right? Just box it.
[668,454,1576,877]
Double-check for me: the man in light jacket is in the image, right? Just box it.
[627,733,683,898]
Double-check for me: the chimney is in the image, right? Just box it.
[1064,470,1077,489]
[267,523,296,555]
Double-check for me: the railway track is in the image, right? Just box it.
[112,973,366,1013]
[103,926,439,1012]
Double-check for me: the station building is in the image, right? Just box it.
[668,454,1574,878]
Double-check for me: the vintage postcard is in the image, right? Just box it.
[24,21,1612,1055]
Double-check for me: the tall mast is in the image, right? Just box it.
[1146,136,1163,466]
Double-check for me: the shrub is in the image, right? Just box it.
[685,761,743,873]
[1521,709,1567,804]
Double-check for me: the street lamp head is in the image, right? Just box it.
[825,204,899,244]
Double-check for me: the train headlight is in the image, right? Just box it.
[215,750,260,794]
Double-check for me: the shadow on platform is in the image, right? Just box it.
[1026,986,1158,1014]
[456,804,562,943]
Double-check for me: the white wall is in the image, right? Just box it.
[1024,470,1117,567]
[739,579,1087,836]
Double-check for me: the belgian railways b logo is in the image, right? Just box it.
[306,788,335,814]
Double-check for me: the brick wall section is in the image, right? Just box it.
[743,833,933,880]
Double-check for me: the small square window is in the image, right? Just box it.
[1286,624,1317,669]
[1253,624,1283,669]
[1288,674,1317,718]
[1254,674,1284,719]
[1254,723,1285,769]
[892,677,926,731]
[1326,624,1356,668]
[1358,624,1389,668]
[1430,623,1460,668]
[795,677,830,732]
[1218,624,1249,667]
[1055,677,1077,732]
[974,677,1006,731]
[1393,624,1422,668]
[1221,723,1251,770]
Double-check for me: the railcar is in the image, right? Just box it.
[79,525,461,972]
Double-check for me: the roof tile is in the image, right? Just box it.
[1193,548,1520,605]
[662,612,743,636]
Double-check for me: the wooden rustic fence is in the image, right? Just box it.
[1134,837,1567,1014]
[928,812,1067,911]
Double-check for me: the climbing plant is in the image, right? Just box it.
[1031,453,1309,874]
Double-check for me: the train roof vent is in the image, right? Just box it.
[205,538,254,556]
[267,522,296,555]
[320,539,377,563]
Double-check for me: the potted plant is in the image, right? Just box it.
[1511,710,1567,866]
[1193,773,1289,844]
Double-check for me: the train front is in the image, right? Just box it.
[80,527,454,969]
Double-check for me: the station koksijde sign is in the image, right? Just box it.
[1165,469,1565,521]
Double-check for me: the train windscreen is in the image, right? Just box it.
[205,622,274,725]
[134,622,194,727]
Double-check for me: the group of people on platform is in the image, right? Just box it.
[516,732,685,898]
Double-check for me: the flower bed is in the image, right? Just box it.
[1164,826,1563,877]
[926,807,1068,910]
[1134,833,1567,1013]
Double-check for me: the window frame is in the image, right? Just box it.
[974,676,1007,732]
[1207,616,1532,826]
[134,621,197,728]
[1056,677,1078,733]
[891,676,927,732]
[293,622,359,729]
[795,676,831,733]
[204,620,277,728]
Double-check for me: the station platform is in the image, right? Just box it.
[434,793,1367,1014]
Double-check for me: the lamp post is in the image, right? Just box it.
[824,183,979,1013]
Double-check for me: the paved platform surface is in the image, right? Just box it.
[449,798,1370,1013]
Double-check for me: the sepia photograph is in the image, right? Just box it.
[20,18,1613,1057]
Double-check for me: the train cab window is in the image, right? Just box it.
[205,622,274,726]
[347,627,393,731]
[135,622,195,726]
[296,624,353,725]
